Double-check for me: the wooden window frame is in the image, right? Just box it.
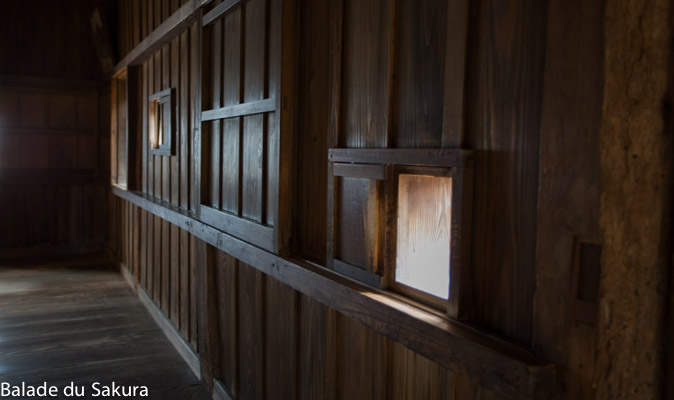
[328,148,473,319]
[148,88,175,157]
[195,0,295,255]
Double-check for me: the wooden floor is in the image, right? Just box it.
[0,255,210,400]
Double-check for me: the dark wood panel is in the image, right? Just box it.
[292,0,333,262]
[464,0,547,343]
[339,0,390,148]
[265,277,296,400]
[335,313,387,400]
[298,295,328,400]
[392,0,447,148]
[238,262,265,400]
[215,250,239,397]
[532,0,604,397]
[388,341,452,400]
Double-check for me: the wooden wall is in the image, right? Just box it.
[0,0,108,258]
[106,0,674,399]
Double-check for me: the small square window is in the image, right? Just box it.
[148,88,174,156]
[327,148,473,318]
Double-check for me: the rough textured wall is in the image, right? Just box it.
[597,0,673,398]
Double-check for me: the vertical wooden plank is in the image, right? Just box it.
[162,43,170,202]
[340,0,389,148]
[298,295,327,400]
[161,219,170,311]
[199,244,222,388]
[180,228,190,337]
[153,1,162,199]
[179,28,191,339]
[392,0,448,148]
[132,0,140,47]
[238,262,265,400]
[169,32,181,325]
[265,278,296,400]
[111,79,118,184]
[441,0,469,147]
[189,234,199,349]
[128,67,143,190]
[170,222,180,323]
[191,17,203,214]
[153,215,162,303]
[221,8,241,215]
[294,0,336,262]
[335,314,388,400]
[464,0,547,343]
[180,29,190,209]
[210,18,223,209]
[241,0,266,223]
[171,37,180,206]
[141,209,148,288]
[216,251,240,397]
[388,341,453,400]
[532,0,604,397]
[142,62,149,193]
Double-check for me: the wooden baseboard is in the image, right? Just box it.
[119,264,202,380]
[119,264,136,290]
[212,379,235,400]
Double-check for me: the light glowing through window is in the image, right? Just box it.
[395,174,452,299]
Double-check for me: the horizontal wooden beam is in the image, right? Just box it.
[112,0,212,78]
[200,205,274,252]
[329,148,473,167]
[201,98,276,122]
[112,185,554,399]
[202,0,241,26]
[333,163,386,180]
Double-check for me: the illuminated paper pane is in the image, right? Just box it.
[395,174,452,299]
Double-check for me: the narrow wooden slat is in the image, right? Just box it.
[190,17,203,214]
[153,215,161,303]
[199,205,274,252]
[220,7,242,215]
[110,78,118,184]
[201,98,276,121]
[202,0,240,26]
[333,259,383,288]
[179,229,190,337]
[197,243,222,385]
[241,0,266,224]
[238,262,265,400]
[209,18,223,209]
[264,277,296,399]
[179,30,190,209]
[441,0,469,148]
[215,251,239,396]
[189,234,199,348]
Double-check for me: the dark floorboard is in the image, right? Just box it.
[0,255,210,400]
